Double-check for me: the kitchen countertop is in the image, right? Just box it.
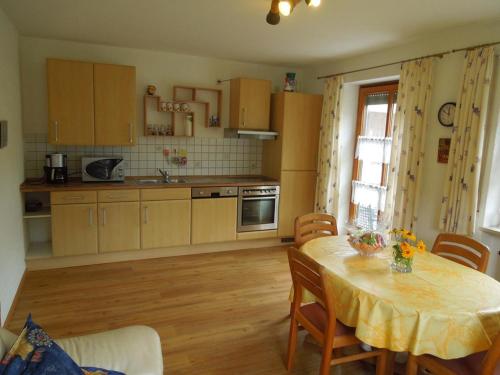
[20,175,280,193]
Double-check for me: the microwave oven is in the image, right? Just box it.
[82,156,125,182]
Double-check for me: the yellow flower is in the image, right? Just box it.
[417,240,426,253]
[402,230,416,242]
[400,242,415,259]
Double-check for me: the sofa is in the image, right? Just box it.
[0,325,163,375]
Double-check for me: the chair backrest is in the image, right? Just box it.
[294,213,338,248]
[287,248,336,320]
[431,233,490,273]
[481,333,500,375]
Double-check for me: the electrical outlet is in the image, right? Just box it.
[0,121,7,149]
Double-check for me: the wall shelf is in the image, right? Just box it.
[173,86,222,128]
[23,207,51,219]
[27,241,53,260]
[143,95,196,137]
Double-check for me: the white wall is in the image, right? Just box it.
[303,19,500,278]
[0,8,26,324]
[19,37,302,138]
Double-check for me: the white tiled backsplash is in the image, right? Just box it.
[24,134,263,179]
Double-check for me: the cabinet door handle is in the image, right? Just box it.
[144,206,149,224]
[54,121,59,142]
[66,195,84,201]
[129,123,133,143]
[101,208,107,226]
[88,208,93,226]
[241,108,246,127]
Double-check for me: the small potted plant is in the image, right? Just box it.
[390,229,426,273]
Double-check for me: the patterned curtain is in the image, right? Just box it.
[314,76,344,215]
[439,47,495,235]
[384,58,434,230]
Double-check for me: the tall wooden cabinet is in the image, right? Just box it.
[230,78,271,130]
[47,58,136,146]
[262,92,323,237]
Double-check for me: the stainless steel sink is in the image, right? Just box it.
[136,178,187,185]
[167,178,187,184]
[137,179,166,185]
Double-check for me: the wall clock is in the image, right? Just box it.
[438,102,456,127]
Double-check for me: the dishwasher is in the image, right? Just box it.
[191,187,238,244]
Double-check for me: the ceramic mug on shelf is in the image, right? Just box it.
[173,103,181,112]
[181,103,190,112]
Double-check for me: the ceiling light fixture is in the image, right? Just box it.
[278,0,292,16]
[266,0,321,25]
[305,0,321,6]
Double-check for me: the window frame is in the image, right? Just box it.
[349,81,399,222]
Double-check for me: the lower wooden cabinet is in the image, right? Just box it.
[52,203,98,256]
[98,202,140,253]
[191,198,237,244]
[278,171,317,237]
[141,200,191,249]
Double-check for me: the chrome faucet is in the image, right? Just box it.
[158,168,170,183]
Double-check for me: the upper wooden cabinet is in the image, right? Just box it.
[47,59,95,145]
[47,59,136,146]
[94,64,136,145]
[230,78,271,130]
[262,92,323,178]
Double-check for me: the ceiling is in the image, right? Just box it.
[1,0,500,66]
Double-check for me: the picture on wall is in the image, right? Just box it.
[437,138,451,164]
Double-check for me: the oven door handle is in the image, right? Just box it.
[241,196,277,201]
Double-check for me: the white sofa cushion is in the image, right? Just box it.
[0,326,163,375]
[0,328,17,358]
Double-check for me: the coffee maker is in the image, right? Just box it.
[44,153,68,184]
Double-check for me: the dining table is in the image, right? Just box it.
[299,235,500,360]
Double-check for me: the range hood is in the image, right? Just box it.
[224,128,278,140]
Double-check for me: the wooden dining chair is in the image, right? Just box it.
[286,247,387,375]
[431,233,490,273]
[294,213,338,248]
[406,333,500,375]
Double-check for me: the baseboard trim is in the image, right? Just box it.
[3,269,27,328]
[26,238,284,271]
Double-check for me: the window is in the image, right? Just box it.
[350,82,398,230]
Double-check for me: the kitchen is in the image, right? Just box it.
[19,52,322,270]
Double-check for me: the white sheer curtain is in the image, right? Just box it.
[356,136,392,165]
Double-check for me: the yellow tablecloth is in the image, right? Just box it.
[300,235,500,359]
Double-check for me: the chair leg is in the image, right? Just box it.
[406,354,418,375]
[319,345,333,375]
[286,315,299,371]
[375,350,388,375]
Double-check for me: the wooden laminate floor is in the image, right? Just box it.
[7,246,374,375]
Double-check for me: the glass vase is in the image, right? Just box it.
[391,258,413,273]
[391,244,413,273]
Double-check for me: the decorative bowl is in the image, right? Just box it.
[347,231,386,256]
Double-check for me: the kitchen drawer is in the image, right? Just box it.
[98,189,139,202]
[140,188,191,201]
[51,190,97,205]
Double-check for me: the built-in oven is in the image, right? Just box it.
[237,186,280,232]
